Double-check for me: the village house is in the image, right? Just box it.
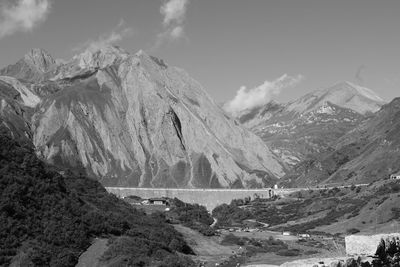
[142,198,169,205]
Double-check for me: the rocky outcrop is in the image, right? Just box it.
[0,47,286,188]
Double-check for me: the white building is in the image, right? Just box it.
[390,172,400,180]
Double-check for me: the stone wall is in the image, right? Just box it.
[345,233,400,256]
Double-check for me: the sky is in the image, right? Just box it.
[0,0,399,113]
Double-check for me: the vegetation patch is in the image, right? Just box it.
[0,133,194,267]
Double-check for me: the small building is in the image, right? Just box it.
[299,233,311,239]
[148,198,169,205]
[282,231,292,236]
[390,172,400,180]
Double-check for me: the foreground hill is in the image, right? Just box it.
[0,47,285,188]
[281,97,400,187]
[0,132,194,266]
[237,82,383,168]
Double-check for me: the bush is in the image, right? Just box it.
[346,228,360,235]
[391,207,400,219]
[221,234,246,246]
[168,198,215,236]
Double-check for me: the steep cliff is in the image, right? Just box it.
[0,47,285,188]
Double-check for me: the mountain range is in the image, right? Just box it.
[281,97,400,187]
[236,81,386,169]
[1,46,398,189]
[0,46,285,189]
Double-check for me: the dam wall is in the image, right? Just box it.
[105,187,299,210]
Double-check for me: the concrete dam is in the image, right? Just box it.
[106,187,300,210]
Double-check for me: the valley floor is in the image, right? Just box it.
[173,224,238,266]
[173,224,346,267]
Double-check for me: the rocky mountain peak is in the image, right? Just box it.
[23,48,56,73]
[74,45,129,69]
[0,48,58,82]
[12,45,285,189]
[286,81,385,115]
[326,81,384,102]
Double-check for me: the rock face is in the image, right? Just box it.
[0,47,286,188]
[0,78,33,141]
[237,82,384,168]
[0,48,57,82]
[281,97,400,187]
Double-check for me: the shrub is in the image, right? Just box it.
[346,228,360,235]
[170,198,215,236]
[221,234,246,246]
[391,207,400,219]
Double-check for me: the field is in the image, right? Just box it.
[212,180,400,236]
[174,224,346,267]
[76,239,109,267]
[173,224,238,267]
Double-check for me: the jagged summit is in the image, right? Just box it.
[0,48,58,82]
[23,48,56,73]
[71,45,130,69]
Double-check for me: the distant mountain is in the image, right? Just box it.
[238,82,385,168]
[286,81,385,115]
[281,97,400,187]
[0,47,285,188]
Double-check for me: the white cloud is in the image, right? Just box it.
[170,25,184,39]
[160,0,188,27]
[224,74,304,116]
[155,0,189,47]
[74,19,133,52]
[0,0,51,38]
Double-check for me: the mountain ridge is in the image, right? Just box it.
[0,46,285,189]
[280,97,400,187]
[286,81,385,115]
[236,82,384,168]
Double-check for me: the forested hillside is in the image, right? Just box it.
[0,131,193,266]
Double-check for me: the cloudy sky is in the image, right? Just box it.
[0,0,399,112]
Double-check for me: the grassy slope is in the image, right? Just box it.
[212,181,400,235]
